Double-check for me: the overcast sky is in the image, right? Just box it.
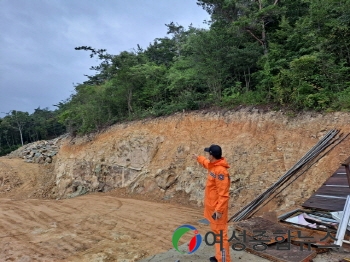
[0,0,210,116]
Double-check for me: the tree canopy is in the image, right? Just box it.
[3,0,350,149]
[0,108,65,156]
[58,0,350,135]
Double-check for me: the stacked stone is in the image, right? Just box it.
[8,137,63,164]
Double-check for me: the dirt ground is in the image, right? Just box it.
[1,157,350,262]
[0,157,206,261]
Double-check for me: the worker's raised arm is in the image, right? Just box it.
[196,155,210,169]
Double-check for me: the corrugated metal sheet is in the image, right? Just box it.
[302,166,350,211]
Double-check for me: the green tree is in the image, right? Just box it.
[5,111,30,146]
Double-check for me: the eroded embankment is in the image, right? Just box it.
[52,109,350,216]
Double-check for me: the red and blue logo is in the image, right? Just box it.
[172,224,202,254]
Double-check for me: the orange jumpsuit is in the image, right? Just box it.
[197,156,231,262]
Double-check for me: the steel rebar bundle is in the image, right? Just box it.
[229,129,343,222]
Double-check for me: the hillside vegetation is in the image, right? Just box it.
[1,0,350,154]
[58,0,350,135]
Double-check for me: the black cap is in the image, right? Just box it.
[204,144,222,159]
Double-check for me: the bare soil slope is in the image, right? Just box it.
[0,158,55,199]
[54,110,350,216]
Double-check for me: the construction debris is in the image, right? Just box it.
[231,217,318,262]
[228,129,350,261]
[230,129,349,222]
[280,209,338,231]
[303,157,350,211]
[233,217,290,245]
[331,211,350,231]
[335,196,350,247]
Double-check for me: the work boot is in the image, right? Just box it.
[209,256,218,262]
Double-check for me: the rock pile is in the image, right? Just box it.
[8,136,64,164]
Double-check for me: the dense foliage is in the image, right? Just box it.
[2,0,350,151]
[57,0,350,135]
[0,109,65,156]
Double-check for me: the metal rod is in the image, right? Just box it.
[308,214,338,223]
[229,129,343,222]
[334,195,350,246]
[252,132,349,218]
[250,133,349,220]
[315,195,347,199]
[325,185,349,187]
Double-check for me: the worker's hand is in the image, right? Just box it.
[214,211,222,219]
[192,154,198,160]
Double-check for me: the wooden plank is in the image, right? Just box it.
[230,239,317,262]
[233,217,290,244]
[277,224,333,253]
[289,230,333,254]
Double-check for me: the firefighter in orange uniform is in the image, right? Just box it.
[194,144,231,262]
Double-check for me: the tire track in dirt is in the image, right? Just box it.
[0,195,121,260]
[0,194,203,261]
[0,157,204,261]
